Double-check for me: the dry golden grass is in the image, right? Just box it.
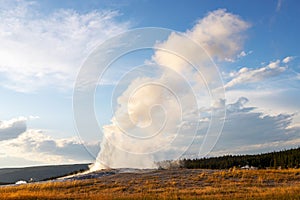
[0,168,300,199]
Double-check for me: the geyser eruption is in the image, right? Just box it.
[89,70,196,170]
[74,9,248,171]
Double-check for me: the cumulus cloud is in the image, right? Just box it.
[0,129,99,164]
[0,0,129,92]
[211,138,300,156]
[225,60,287,89]
[0,117,31,141]
[212,97,299,154]
[181,97,300,157]
[0,116,98,164]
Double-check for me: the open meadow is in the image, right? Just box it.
[0,168,299,200]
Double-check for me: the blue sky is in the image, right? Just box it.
[0,0,299,168]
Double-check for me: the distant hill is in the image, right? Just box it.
[0,164,89,184]
[183,147,300,169]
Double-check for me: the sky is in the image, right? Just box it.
[0,0,299,168]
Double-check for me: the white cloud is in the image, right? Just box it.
[150,9,250,102]
[157,96,300,158]
[0,0,129,92]
[0,116,98,165]
[187,9,250,61]
[225,60,287,89]
[0,129,99,164]
[224,58,235,62]
[239,51,247,58]
[237,50,252,58]
[0,116,29,141]
[282,56,294,64]
[153,9,250,71]
[225,51,253,63]
[224,50,252,63]
[210,138,300,156]
[184,97,300,157]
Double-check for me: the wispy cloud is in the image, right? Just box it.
[225,59,287,89]
[276,0,283,12]
[282,56,294,64]
[225,50,252,62]
[237,50,252,58]
[0,0,129,92]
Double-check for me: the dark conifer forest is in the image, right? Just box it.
[183,147,300,169]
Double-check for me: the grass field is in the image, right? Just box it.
[0,168,300,200]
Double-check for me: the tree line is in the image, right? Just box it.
[182,147,300,169]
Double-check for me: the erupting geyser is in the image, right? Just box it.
[74,10,247,171]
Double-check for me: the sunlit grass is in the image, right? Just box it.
[0,168,300,199]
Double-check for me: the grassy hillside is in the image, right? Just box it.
[0,168,299,199]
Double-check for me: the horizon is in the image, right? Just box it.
[1,146,300,169]
[0,0,300,169]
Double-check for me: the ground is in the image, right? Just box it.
[0,168,300,199]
